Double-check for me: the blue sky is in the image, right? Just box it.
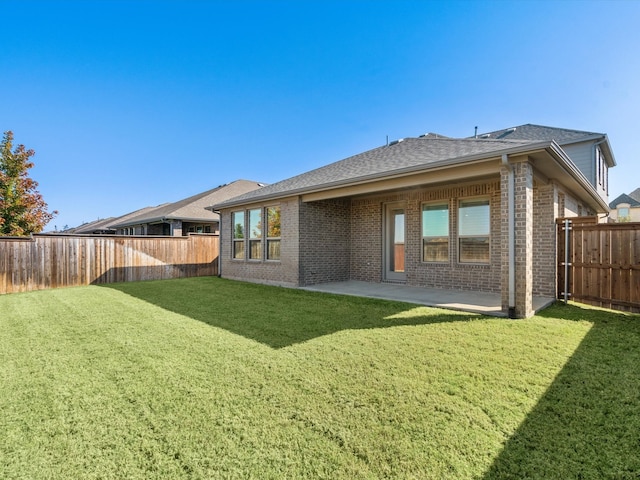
[2,0,639,230]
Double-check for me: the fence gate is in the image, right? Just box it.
[557,217,640,313]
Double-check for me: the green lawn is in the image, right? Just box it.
[1,277,639,479]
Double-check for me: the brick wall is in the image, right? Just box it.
[299,198,351,285]
[533,182,557,297]
[350,198,383,282]
[351,181,502,293]
[219,197,300,287]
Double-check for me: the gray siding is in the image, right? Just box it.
[563,142,594,184]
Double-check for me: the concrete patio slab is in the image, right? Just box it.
[301,281,556,317]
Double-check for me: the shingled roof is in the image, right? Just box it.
[629,187,640,202]
[113,179,265,228]
[70,217,117,234]
[474,123,604,144]
[609,193,640,209]
[213,137,540,208]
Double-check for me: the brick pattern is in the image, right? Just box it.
[350,198,383,282]
[299,199,351,285]
[219,198,300,287]
[351,182,502,293]
[532,183,557,297]
[514,161,534,318]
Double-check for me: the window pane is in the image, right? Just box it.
[233,240,245,259]
[459,237,490,263]
[423,238,449,262]
[267,239,280,260]
[232,212,244,239]
[249,209,262,239]
[267,207,281,238]
[459,200,490,236]
[393,211,404,244]
[249,239,262,259]
[422,204,448,237]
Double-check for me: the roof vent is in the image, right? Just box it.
[480,134,491,139]
[506,127,516,133]
[389,138,404,146]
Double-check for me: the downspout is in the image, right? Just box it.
[502,154,516,318]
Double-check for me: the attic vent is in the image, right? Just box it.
[389,138,404,146]
[480,134,491,139]
[506,127,516,133]
[257,183,266,187]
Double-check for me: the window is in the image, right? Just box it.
[248,208,262,260]
[618,206,630,222]
[597,146,604,187]
[422,203,449,262]
[266,206,281,260]
[232,211,245,259]
[232,207,282,261]
[458,198,490,263]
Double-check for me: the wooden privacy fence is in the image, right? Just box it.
[0,234,219,295]
[557,217,640,313]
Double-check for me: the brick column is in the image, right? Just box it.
[514,160,534,317]
[500,165,511,315]
[501,159,534,318]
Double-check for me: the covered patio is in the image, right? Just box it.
[302,281,556,317]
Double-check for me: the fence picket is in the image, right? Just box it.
[558,218,640,313]
[0,234,219,294]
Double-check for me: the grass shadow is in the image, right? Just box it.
[101,276,481,349]
[483,302,640,479]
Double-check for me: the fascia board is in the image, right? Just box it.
[214,141,555,209]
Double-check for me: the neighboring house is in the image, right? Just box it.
[608,191,640,222]
[212,124,616,319]
[64,217,117,234]
[64,206,167,235]
[111,179,265,236]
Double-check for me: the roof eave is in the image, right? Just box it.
[212,141,556,209]
[112,214,219,228]
[546,142,610,213]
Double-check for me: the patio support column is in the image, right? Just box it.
[501,157,534,318]
[513,159,534,318]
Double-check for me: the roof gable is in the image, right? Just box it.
[609,193,640,209]
[629,187,640,202]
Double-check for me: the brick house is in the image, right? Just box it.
[212,125,616,318]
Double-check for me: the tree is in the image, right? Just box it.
[0,131,57,236]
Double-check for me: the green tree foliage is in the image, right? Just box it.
[0,131,57,236]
